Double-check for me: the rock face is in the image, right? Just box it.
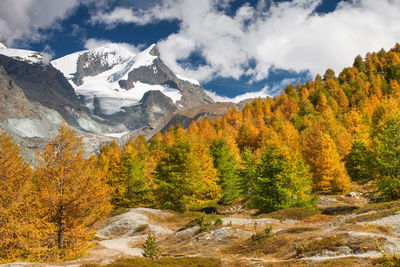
[122,46,213,109]
[73,51,117,86]
[0,54,128,134]
[0,55,80,126]
[0,64,64,161]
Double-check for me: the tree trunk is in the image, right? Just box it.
[57,205,64,254]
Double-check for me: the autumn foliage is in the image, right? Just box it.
[2,44,400,262]
[35,124,111,258]
[0,125,111,262]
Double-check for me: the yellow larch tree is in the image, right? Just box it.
[304,131,351,193]
[0,132,48,262]
[35,124,111,258]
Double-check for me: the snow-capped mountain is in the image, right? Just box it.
[52,43,212,115]
[0,42,215,161]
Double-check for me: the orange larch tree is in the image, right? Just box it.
[35,124,111,258]
[0,132,47,262]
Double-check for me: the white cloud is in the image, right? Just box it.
[84,38,141,54]
[205,77,299,103]
[205,87,270,103]
[91,0,400,88]
[0,0,82,46]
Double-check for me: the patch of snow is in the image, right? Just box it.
[0,43,6,49]
[130,44,157,70]
[0,47,49,64]
[103,132,129,138]
[51,51,85,79]
[75,79,181,115]
[176,74,200,86]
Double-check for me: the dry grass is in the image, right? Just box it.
[82,256,222,267]
[294,235,348,257]
[146,211,204,231]
[257,208,320,221]
[337,224,393,235]
[346,201,400,224]
[257,257,376,267]
[301,214,334,223]
[224,227,386,261]
[354,201,400,215]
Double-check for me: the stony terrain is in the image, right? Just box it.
[4,186,400,267]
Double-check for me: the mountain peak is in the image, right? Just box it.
[149,44,160,57]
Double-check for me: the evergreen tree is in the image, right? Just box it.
[238,148,258,202]
[305,131,351,193]
[98,141,123,207]
[345,140,371,182]
[154,140,221,211]
[209,138,240,204]
[142,231,159,259]
[248,145,314,212]
[372,118,400,201]
[120,141,153,207]
[353,55,366,73]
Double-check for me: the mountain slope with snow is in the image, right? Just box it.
[52,43,209,115]
[0,43,51,64]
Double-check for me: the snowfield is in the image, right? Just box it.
[52,43,182,115]
[0,43,51,64]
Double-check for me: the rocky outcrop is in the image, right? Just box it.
[73,50,121,86]
[122,46,213,109]
[0,55,80,126]
[0,65,64,161]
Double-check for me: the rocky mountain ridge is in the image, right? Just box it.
[0,42,232,161]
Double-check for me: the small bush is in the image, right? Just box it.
[252,225,273,242]
[214,217,223,226]
[196,213,223,232]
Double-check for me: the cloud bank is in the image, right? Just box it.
[91,0,400,85]
[84,37,141,54]
[0,0,82,46]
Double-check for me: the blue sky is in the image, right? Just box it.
[1,0,400,101]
